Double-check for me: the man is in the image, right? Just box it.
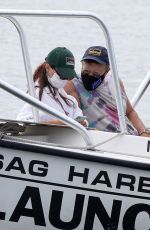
[65,46,150,136]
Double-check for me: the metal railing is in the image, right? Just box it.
[1,15,39,122]
[0,79,94,147]
[0,9,127,134]
[131,69,150,107]
[0,9,130,147]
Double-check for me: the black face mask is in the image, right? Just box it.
[81,72,105,91]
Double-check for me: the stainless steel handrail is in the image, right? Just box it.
[1,16,39,122]
[0,79,94,147]
[0,9,127,134]
[131,69,150,107]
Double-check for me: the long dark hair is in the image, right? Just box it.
[33,62,72,106]
[33,62,57,100]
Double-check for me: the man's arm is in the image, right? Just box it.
[64,80,80,105]
[120,80,149,136]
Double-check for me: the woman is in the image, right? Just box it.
[17,47,86,126]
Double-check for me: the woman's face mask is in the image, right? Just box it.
[48,73,67,89]
[81,72,105,91]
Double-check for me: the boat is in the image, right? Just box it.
[0,9,150,230]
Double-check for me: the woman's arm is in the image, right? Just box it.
[42,119,65,125]
[42,118,88,127]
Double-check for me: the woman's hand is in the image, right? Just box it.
[78,119,88,127]
[75,116,88,127]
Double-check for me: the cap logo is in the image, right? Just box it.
[66,57,74,66]
[88,49,101,56]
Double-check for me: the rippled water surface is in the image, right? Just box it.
[0,0,150,126]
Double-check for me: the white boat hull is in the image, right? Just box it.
[0,142,150,230]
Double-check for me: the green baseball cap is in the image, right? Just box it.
[45,47,77,79]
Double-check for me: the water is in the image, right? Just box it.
[0,0,150,126]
